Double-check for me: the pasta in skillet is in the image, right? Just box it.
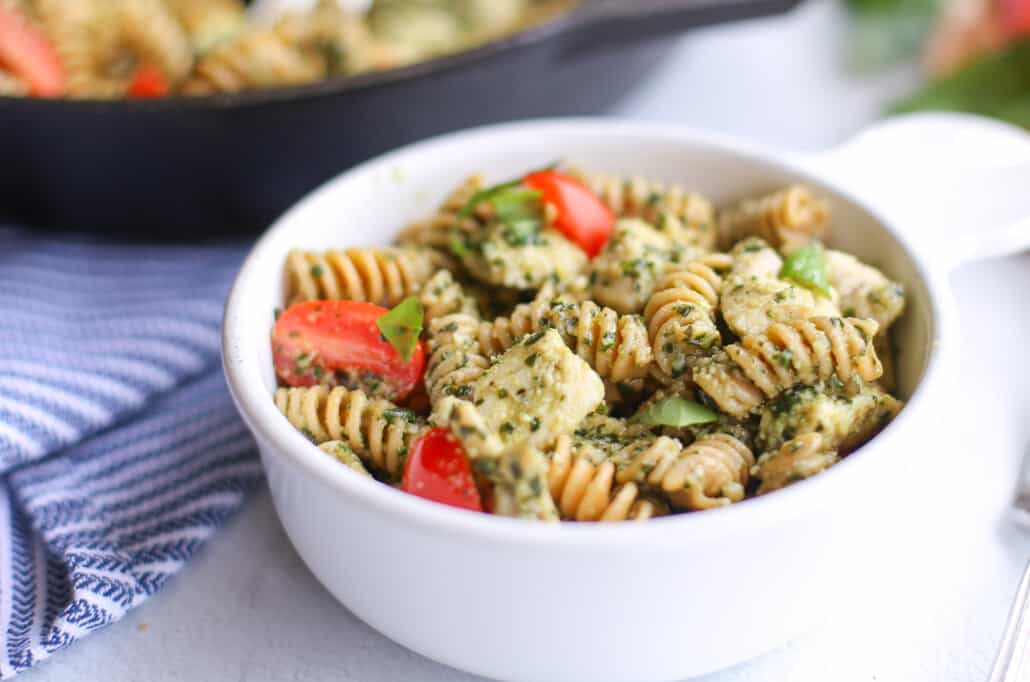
[269,163,907,521]
[0,0,575,99]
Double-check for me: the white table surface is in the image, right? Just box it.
[25,2,1030,680]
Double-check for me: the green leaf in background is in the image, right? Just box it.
[780,241,832,299]
[376,297,424,361]
[633,397,719,428]
[844,0,940,74]
[893,38,1030,128]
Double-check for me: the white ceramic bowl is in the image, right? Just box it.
[223,114,1030,682]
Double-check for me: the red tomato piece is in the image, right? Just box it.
[0,6,65,97]
[1001,0,1030,35]
[128,64,169,98]
[402,427,482,512]
[524,170,615,258]
[272,300,425,401]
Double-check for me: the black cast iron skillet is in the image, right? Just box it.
[0,0,800,238]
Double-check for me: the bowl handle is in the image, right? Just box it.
[799,112,1030,273]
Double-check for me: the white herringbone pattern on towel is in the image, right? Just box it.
[0,228,263,677]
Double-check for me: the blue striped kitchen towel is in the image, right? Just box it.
[0,227,264,677]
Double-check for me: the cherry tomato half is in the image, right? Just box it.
[0,6,65,97]
[402,427,482,512]
[272,300,425,401]
[1001,0,1030,35]
[128,64,169,98]
[524,170,615,258]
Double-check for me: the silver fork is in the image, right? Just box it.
[988,455,1030,681]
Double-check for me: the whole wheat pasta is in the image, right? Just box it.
[395,175,484,251]
[285,247,434,307]
[268,171,907,521]
[424,313,489,405]
[613,434,754,510]
[38,0,193,98]
[165,0,246,53]
[753,433,838,495]
[10,1,576,100]
[419,269,479,325]
[719,185,829,251]
[477,290,653,383]
[275,385,424,481]
[694,317,883,418]
[181,26,320,95]
[546,435,666,521]
[570,168,717,249]
[644,253,732,379]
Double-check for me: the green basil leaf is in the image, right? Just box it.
[376,297,424,362]
[457,161,562,219]
[492,188,541,219]
[779,241,832,299]
[458,178,525,220]
[449,233,470,258]
[633,397,719,427]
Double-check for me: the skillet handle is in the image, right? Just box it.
[800,113,1030,274]
[567,0,802,44]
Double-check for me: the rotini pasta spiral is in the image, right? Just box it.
[570,168,717,248]
[165,0,246,53]
[395,175,484,251]
[546,435,666,521]
[613,433,754,510]
[477,291,653,382]
[275,385,425,481]
[694,317,883,418]
[38,0,193,99]
[718,185,829,251]
[419,269,479,325]
[318,440,373,477]
[475,286,554,355]
[437,399,662,521]
[275,0,401,75]
[643,253,732,379]
[424,313,490,405]
[285,247,435,307]
[752,433,838,495]
[181,26,321,95]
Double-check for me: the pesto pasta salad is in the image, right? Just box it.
[0,0,572,99]
[270,165,906,521]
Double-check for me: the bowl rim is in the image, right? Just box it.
[222,117,956,548]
